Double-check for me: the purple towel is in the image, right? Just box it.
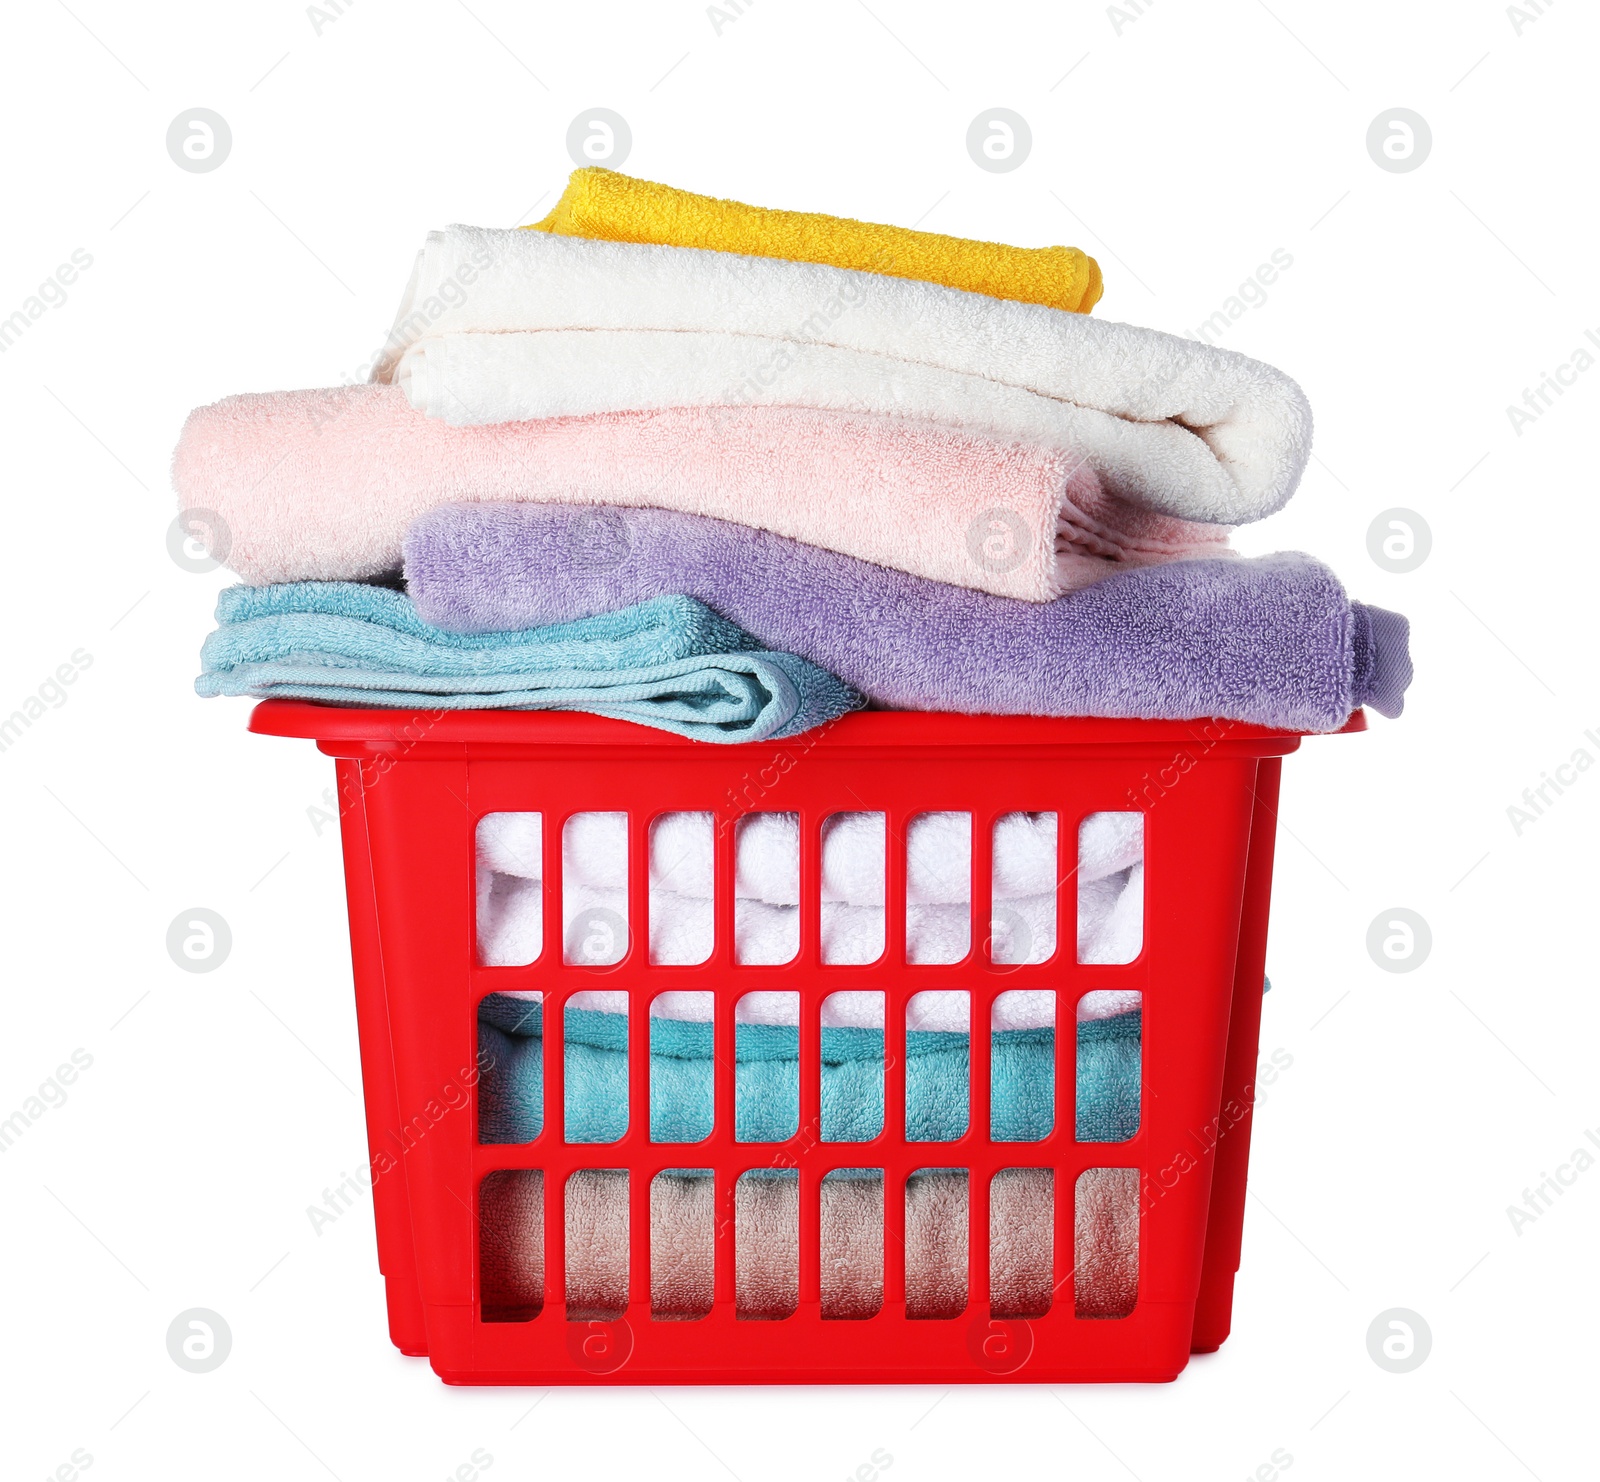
[404,504,1411,732]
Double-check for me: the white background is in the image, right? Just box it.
[2,1,1595,1477]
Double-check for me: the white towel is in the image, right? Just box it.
[1083,863,1144,966]
[479,810,1145,978]
[376,228,1312,525]
[656,809,968,907]
[480,809,1133,896]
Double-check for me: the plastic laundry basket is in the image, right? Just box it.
[250,701,1359,1385]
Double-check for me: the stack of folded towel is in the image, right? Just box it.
[181,166,1412,735]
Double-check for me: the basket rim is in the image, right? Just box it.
[246,699,1364,750]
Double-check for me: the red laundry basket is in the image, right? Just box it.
[250,701,1359,1384]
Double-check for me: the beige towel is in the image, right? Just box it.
[1074,1166,1139,1319]
[481,1167,1136,1322]
[649,1172,716,1319]
[990,1167,1056,1319]
[821,1173,885,1321]
[479,1169,545,1321]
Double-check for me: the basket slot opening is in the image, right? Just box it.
[563,811,629,966]
[649,992,714,1144]
[906,991,969,1143]
[1077,812,1144,965]
[991,989,1055,1142]
[821,1169,884,1320]
[475,811,543,966]
[565,1169,629,1321]
[991,1168,1054,1319]
[987,811,1058,964]
[735,1169,798,1320]
[821,991,884,1143]
[649,811,714,965]
[734,991,800,1143]
[564,998,628,1144]
[478,1169,543,1323]
[1076,991,1143,1143]
[477,991,544,1145]
[818,811,886,964]
[906,812,971,965]
[1074,1168,1139,1319]
[905,1168,968,1319]
[650,1170,714,1321]
[734,812,799,964]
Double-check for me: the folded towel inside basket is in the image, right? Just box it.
[475,997,1141,1320]
[474,808,1146,969]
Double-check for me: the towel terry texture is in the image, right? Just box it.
[195,581,861,742]
[173,387,1229,598]
[370,226,1310,525]
[405,504,1412,730]
[529,167,1104,314]
[475,996,1140,1320]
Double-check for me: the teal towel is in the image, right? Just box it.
[196,583,861,742]
[476,996,1141,1146]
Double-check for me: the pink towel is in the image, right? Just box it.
[172,386,1231,597]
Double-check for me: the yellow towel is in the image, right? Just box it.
[528,168,1103,315]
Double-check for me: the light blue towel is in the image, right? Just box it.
[476,996,1141,1147]
[197,583,862,742]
